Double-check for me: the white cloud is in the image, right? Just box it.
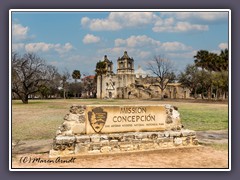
[153,21,208,32]
[12,43,25,51]
[161,41,192,51]
[25,42,53,52]
[108,12,154,26]
[218,42,228,49]
[12,23,29,41]
[55,43,74,54]
[114,35,191,52]
[83,34,100,44]
[115,35,161,47]
[25,42,73,54]
[81,12,154,31]
[81,12,222,33]
[161,12,228,21]
[81,17,90,26]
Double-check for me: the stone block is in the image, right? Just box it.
[120,144,134,151]
[65,113,80,122]
[75,143,89,153]
[56,130,61,135]
[162,142,168,147]
[90,143,101,150]
[100,146,112,153]
[192,139,199,145]
[174,137,183,146]
[181,129,196,137]
[91,134,101,143]
[164,131,170,137]
[157,132,164,138]
[108,133,121,140]
[62,130,73,136]
[100,140,109,146]
[109,140,119,147]
[132,139,141,144]
[55,136,76,144]
[75,135,90,143]
[70,105,86,114]
[169,131,182,137]
[148,133,158,139]
[100,135,109,140]
[112,147,120,152]
[141,138,153,144]
[72,124,85,134]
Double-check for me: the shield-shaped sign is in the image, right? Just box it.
[88,107,107,133]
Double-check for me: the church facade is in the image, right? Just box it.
[96,51,190,99]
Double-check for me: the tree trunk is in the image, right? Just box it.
[21,95,28,104]
[100,75,102,99]
[63,90,66,99]
[160,89,164,100]
[208,87,211,100]
[194,88,197,99]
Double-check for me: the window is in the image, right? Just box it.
[128,62,131,68]
[120,62,124,68]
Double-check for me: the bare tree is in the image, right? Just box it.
[12,52,58,104]
[148,55,175,99]
[60,69,70,99]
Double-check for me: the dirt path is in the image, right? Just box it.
[11,130,229,169]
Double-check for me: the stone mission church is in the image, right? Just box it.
[96,51,190,99]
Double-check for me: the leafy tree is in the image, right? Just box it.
[194,50,210,70]
[95,61,107,99]
[212,71,228,100]
[72,70,81,83]
[178,64,201,98]
[12,52,58,104]
[219,48,229,71]
[82,75,96,98]
[71,70,81,97]
[60,70,70,99]
[147,55,175,99]
[68,82,83,98]
[193,49,229,99]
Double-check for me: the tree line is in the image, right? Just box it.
[178,49,228,100]
[11,52,96,104]
[12,48,228,103]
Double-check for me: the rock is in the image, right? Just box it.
[65,113,80,121]
[91,134,101,143]
[100,146,111,153]
[55,136,76,144]
[75,135,90,143]
[70,105,86,114]
[174,137,182,146]
[75,143,89,153]
[72,124,85,134]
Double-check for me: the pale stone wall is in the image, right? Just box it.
[49,104,199,157]
[50,130,198,157]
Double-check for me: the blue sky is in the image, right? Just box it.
[11,10,229,76]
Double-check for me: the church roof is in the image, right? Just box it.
[103,55,112,64]
[118,51,133,60]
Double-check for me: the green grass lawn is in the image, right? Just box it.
[11,99,229,141]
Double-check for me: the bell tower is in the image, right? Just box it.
[103,55,113,74]
[117,51,134,74]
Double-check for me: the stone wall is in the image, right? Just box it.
[49,104,199,157]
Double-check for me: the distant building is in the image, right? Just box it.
[96,51,190,99]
